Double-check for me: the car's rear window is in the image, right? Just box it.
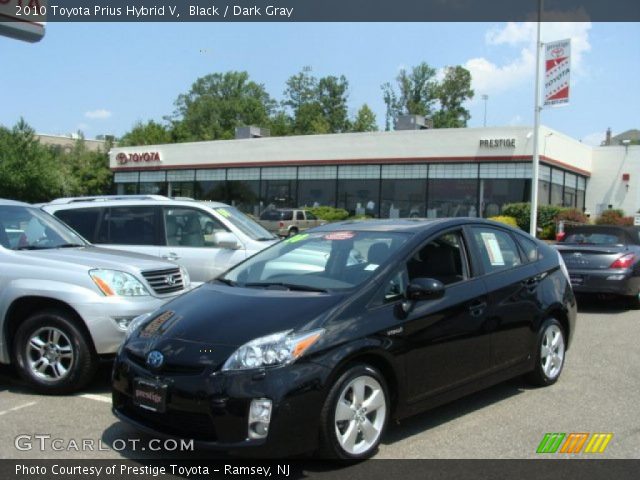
[260,210,293,221]
[563,230,625,245]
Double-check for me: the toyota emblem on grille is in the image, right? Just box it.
[146,350,164,369]
[165,274,176,286]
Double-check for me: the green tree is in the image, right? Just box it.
[382,62,473,130]
[432,66,474,128]
[0,119,68,202]
[61,135,113,196]
[119,120,172,146]
[282,67,351,135]
[351,104,378,132]
[170,71,275,141]
[382,62,437,130]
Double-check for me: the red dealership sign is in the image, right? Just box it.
[544,39,571,107]
[116,152,161,165]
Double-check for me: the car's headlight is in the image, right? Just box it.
[222,329,324,372]
[89,269,149,297]
[124,312,153,340]
[180,266,191,288]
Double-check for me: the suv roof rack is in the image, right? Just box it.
[47,195,170,205]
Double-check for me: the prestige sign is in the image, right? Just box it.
[0,0,46,43]
[116,151,161,165]
[479,138,516,148]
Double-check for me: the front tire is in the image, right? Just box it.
[526,318,566,387]
[13,309,97,394]
[318,364,389,459]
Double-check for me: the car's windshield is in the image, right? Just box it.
[0,205,87,250]
[563,230,625,246]
[221,230,411,291]
[205,204,276,241]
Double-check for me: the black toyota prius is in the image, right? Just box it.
[112,218,576,459]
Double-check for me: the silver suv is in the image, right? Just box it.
[0,199,191,393]
[43,196,278,283]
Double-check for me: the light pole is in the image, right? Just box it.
[482,94,489,127]
[529,0,544,237]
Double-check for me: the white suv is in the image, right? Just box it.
[43,196,279,283]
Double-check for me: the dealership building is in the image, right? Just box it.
[109,124,639,220]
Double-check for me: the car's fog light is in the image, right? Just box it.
[248,399,272,440]
[114,316,136,331]
[606,275,625,281]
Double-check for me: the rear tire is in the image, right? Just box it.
[318,364,389,459]
[288,227,299,237]
[525,318,566,387]
[13,309,97,394]
[626,293,640,309]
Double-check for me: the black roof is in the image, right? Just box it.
[311,217,520,233]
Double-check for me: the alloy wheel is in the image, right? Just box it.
[540,324,564,380]
[334,375,387,456]
[26,327,74,381]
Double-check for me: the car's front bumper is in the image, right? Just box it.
[568,268,640,296]
[111,353,330,456]
[75,295,183,356]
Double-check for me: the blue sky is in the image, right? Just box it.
[0,22,638,145]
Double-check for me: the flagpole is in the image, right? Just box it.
[529,0,543,237]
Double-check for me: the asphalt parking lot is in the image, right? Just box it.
[0,297,638,461]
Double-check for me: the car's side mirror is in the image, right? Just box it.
[213,231,241,250]
[406,278,445,301]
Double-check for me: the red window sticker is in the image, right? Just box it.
[323,231,355,241]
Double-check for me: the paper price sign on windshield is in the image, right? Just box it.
[480,232,505,266]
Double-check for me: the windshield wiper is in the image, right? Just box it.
[216,278,237,287]
[56,243,85,248]
[244,282,327,293]
[15,245,51,250]
[256,236,277,241]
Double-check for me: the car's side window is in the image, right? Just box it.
[515,234,539,263]
[306,212,317,220]
[54,208,102,242]
[100,206,156,245]
[470,227,523,274]
[163,208,228,248]
[296,211,305,221]
[383,269,408,301]
[407,231,467,285]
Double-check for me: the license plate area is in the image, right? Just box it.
[133,378,167,413]
[570,275,584,286]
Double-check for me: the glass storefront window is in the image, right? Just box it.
[298,179,337,208]
[380,179,426,218]
[337,180,380,217]
[480,179,530,217]
[227,180,260,215]
[550,169,564,206]
[427,179,478,218]
[139,182,167,195]
[261,179,297,209]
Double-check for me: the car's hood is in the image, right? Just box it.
[23,246,177,272]
[125,282,346,369]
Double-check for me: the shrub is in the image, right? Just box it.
[555,208,589,225]
[305,206,349,222]
[488,215,518,227]
[501,203,563,236]
[595,209,628,226]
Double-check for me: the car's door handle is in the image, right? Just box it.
[162,252,180,261]
[469,300,487,317]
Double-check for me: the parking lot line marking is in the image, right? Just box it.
[79,394,111,404]
[0,401,37,417]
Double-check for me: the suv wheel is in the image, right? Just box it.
[13,309,97,394]
[288,227,299,237]
[318,364,389,459]
[525,319,566,387]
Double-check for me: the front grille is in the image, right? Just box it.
[127,351,205,376]
[141,267,184,295]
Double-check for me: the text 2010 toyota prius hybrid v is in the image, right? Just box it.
[112,218,576,459]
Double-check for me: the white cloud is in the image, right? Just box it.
[85,109,112,119]
[466,22,591,95]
